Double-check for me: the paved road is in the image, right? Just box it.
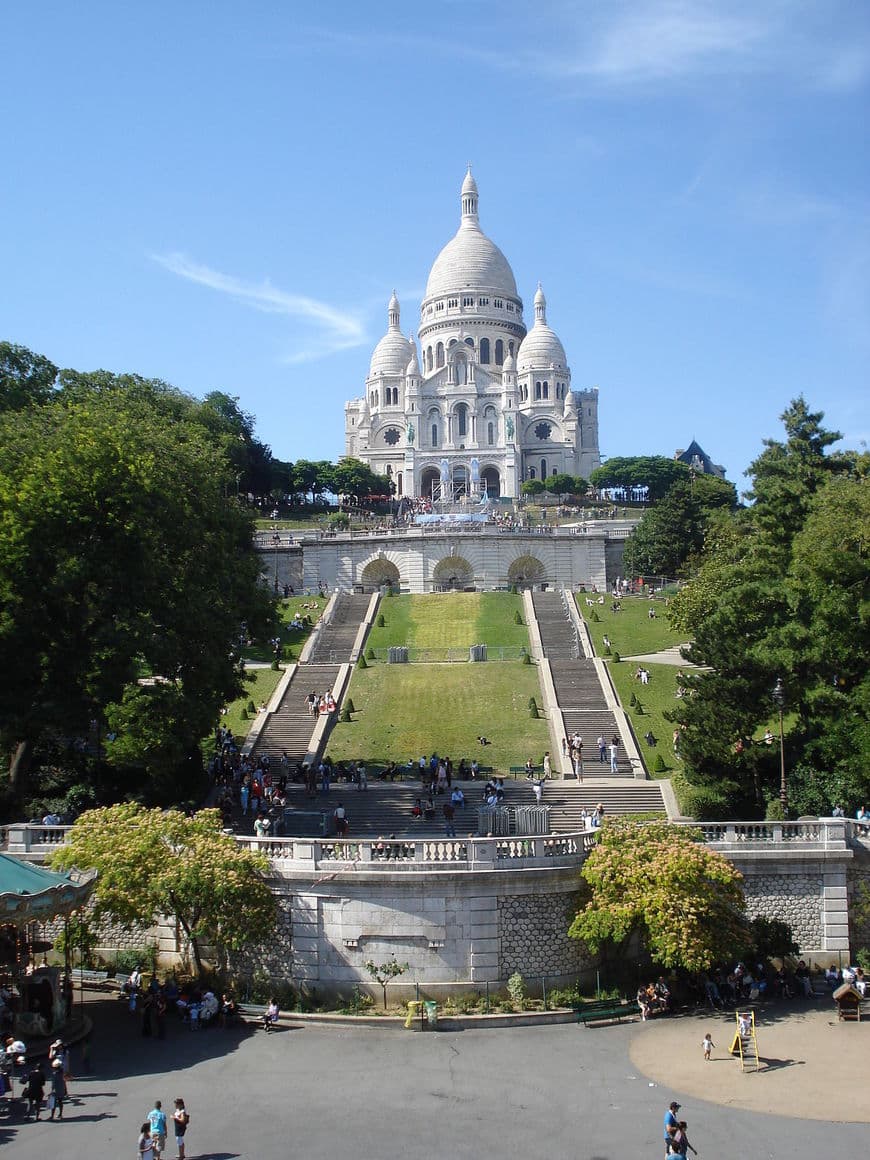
[2,996,865,1159]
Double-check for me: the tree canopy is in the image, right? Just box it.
[589,455,691,501]
[569,819,748,971]
[0,360,274,802]
[51,804,277,976]
[667,398,868,816]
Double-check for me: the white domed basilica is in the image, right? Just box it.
[344,171,600,500]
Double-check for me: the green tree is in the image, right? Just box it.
[291,459,333,504]
[589,456,690,501]
[0,341,58,411]
[51,804,277,977]
[666,399,862,813]
[569,819,749,971]
[544,472,577,497]
[521,479,545,496]
[622,482,706,579]
[331,457,392,502]
[0,381,273,795]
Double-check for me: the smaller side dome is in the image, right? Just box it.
[516,283,568,373]
[563,388,577,413]
[406,339,420,377]
[502,351,516,373]
[369,294,413,377]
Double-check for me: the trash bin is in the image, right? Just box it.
[423,1000,438,1030]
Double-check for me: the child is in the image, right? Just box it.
[702,1032,714,1061]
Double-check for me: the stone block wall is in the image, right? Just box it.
[741,872,823,952]
[498,891,590,978]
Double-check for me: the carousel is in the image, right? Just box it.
[0,853,97,1040]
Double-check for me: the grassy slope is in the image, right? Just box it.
[578,595,688,778]
[326,662,548,770]
[330,592,546,768]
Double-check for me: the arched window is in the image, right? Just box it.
[541,459,547,480]
[508,340,515,355]
[529,467,536,479]
[487,421,494,445]
[495,339,504,365]
[456,403,468,437]
[397,471,403,496]
[543,380,549,399]
[426,346,433,372]
[535,381,542,400]
[464,337,474,348]
[431,423,438,448]
[436,342,445,368]
[480,337,490,364]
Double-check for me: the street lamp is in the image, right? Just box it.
[771,677,787,814]
[272,533,281,592]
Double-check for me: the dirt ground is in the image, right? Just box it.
[629,1003,870,1123]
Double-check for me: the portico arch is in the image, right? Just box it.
[360,558,401,592]
[507,554,546,589]
[432,555,474,591]
[420,467,440,499]
[481,467,500,497]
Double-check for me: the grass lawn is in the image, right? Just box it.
[577,594,687,657]
[243,595,328,662]
[368,593,529,650]
[326,662,549,770]
[606,660,683,777]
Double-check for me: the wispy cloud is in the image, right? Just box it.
[152,252,367,364]
[294,2,869,92]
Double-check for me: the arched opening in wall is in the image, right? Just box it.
[454,353,468,385]
[455,402,468,438]
[361,558,401,593]
[487,421,494,446]
[480,337,490,364]
[541,459,548,480]
[433,555,474,592]
[495,339,504,365]
[420,467,440,498]
[481,467,500,497]
[508,554,546,590]
[426,346,433,372]
[464,337,474,349]
[452,464,468,498]
[436,342,445,368]
[396,471,403,496]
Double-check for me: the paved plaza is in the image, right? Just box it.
[2,995,867,1159]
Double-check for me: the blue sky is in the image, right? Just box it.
[2,0,868,485]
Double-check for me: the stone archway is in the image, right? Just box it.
[432,555,474,591]
[507,554,546,589]
[481,467,500,498]
[420,467,440,499]
[361,558,401,593]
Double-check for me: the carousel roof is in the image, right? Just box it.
[0,852,97,925]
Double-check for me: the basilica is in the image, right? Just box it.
[344,172,600,501]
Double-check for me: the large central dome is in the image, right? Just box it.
[424,171,519,300]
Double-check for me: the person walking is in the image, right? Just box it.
[702,1032,715,1061]
[609,738,619,773]
[443,800,457,838]
[24,1061,45,1119]
[148,1099,168,1158]
[597,735,606,763]
[138,1121,155,1160]
[663,1100,681,1158]
[48,1058,65,1119]
[173,1098,190,1160]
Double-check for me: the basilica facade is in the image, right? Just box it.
[344,172,600,501]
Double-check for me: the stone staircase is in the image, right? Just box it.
[231,776,665,838]
[305,592,372,663]
[531,592,635,777]
[252,663,342,763]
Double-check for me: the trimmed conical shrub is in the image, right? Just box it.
[514,610,523,625]
[357,654,368,669]
[346,698,356,713]
[376,613,385,627]
[653,753,667,773]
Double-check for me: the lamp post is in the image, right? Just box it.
[771,677,787,815]
[272,533,280,592]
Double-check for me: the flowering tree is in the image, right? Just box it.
[52,804,277,976]
[569,819,749,971]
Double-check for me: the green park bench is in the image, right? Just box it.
[574,998,637,1027]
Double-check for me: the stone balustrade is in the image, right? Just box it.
[5,818,860,866]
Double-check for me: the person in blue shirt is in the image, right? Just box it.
[663,1100,681,1157]
[148,1100,167,1158]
